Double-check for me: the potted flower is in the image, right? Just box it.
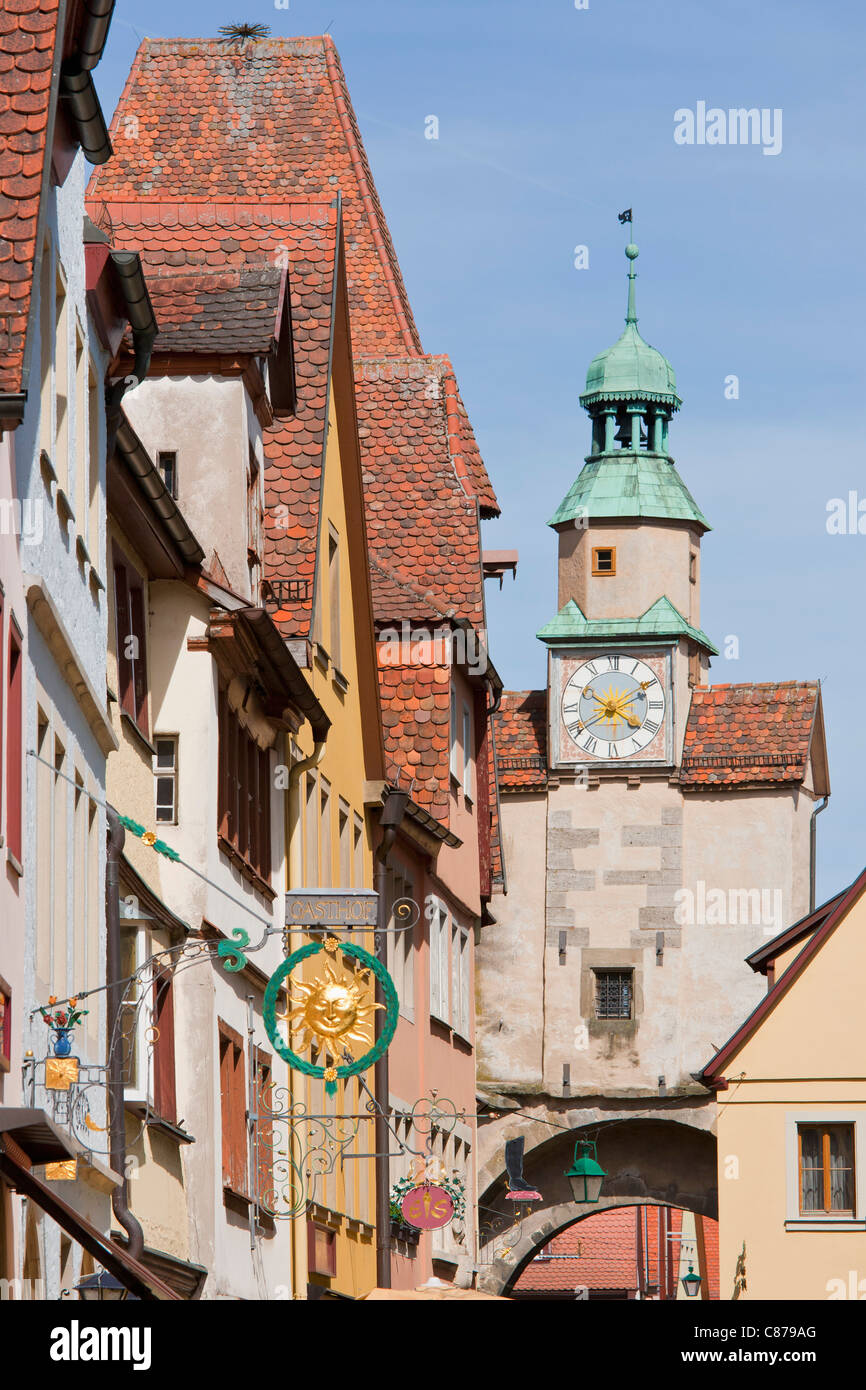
[40,997,89,1057]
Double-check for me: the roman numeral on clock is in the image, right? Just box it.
[566,722,582,737]
[609,655,620,670]
[584,662,597,676]
[648,700,664,710]
[583,736,598,755]
[644,719,660,736]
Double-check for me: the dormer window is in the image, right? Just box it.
[592,547,616,576]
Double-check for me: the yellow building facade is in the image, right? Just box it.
[702,875,866,1301]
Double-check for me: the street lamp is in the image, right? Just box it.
[565,1139,607,1203]
[75,1268,128,1301]
[681,1263,702,1299]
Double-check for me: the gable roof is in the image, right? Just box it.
[679,681,827,790]
[699,868,866,1086]
[537,595,718,654]
[495,690,547,790]
[0,0,62,410]
[744,886,848,977]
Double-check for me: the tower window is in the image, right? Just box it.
[689,549,698,583]
[592,547,616,576]
[595,969,632,1020]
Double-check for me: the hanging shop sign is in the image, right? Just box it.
[400,1183,455,1231]
[284,889,378,928]
[264,935,398,1094]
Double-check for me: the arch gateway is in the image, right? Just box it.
[478,238,829,1298]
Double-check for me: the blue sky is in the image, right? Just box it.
[98,0,866,899]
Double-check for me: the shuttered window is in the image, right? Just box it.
[114,559,149,735]
[219,1021,247,1196]
[217,686,271,884]
[152,969,177,1124]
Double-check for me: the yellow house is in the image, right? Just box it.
[701,873,866,1301]
[267,212,386,1301]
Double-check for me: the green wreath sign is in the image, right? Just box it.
[264,940,398,1095]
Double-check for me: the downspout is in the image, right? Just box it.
[106,806,144,1259]
[809,796,829,912]
[373,789,410,1288]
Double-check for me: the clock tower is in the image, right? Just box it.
[544,238,714,778]
[477,232,829,1143]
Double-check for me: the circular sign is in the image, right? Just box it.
[400,1183,455,1231]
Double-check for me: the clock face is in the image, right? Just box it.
[561,654,666,761]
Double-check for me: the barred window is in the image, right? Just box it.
[595,969,632,1020]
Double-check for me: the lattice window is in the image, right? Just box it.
[595,969,632,1020]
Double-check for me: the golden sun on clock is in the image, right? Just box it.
[561,654,665,760]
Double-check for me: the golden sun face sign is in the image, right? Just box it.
[282,959,382,1062]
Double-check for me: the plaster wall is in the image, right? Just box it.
[122,375,260,599]
[557,519,702,627]
[0,430,27,1107]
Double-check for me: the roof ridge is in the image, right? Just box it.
[322,36,422,357]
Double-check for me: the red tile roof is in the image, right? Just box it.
[142,264,284,355]
[88,36,498,520]
[495,690,547,789]
[515,1207,719,1300]
[356,354,485,626]
[377,656,451,822]
[0,0,62,400]
[680,681,820,787]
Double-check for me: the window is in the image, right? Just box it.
[217,687,271,884]
[428,899,450,1024]
[798,1124,855,1215]
[689,549,698,584]
[87,359,99,548]
[592,546,616,576]
[462,702,474,800]
[0,973,11,1073]
[253,1048,274,1208]
[114,557,149,736]
[6,619,21,865]
[595,969,632,1020]
[450,921,471,1039]
[449,687,459,781]
[338,801,351,888]
[386,864,416,1021]
[73,328,85,526]
[307,1222,337,1277]
[328,524,341,670]
[219,1021,247,1197]
[154,736,178,824]
[157,451,177,498]
[352,814,364,889]
[54,269,69,489]
[152,965,176,1124]
[319,777,331,888]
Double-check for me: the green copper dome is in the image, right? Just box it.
[580,245,681,411]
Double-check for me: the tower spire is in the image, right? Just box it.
[625,240,639,325]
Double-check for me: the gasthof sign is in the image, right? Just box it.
[284,890,379,927]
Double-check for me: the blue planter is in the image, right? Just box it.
[53,1028,72,1057]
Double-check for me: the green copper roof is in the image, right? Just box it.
[537,595,718,655]
[549,453,710,529]
[580,244,681,410]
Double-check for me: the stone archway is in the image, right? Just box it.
[476,1112,717,1296]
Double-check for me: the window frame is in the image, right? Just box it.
[428,897,450,1025]
[217,686,272,890]
[591,546,616,577]
[785,1113,866,1229]
[594,968,633,1020]
[797,1122,855,1216]
[113,555,149,738]
[157,450,178,499]
[153,734,179,825]
[5,616,21,867]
